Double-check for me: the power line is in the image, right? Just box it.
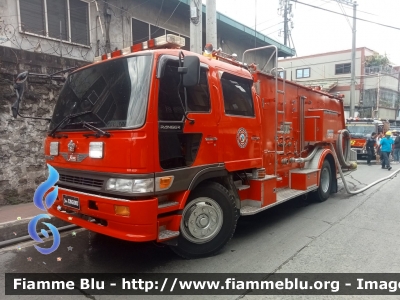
[147,1,181,38]
[155,0,165,26]
[264,28,282,36]
[337,1,352,29]
[328,0,378,16]
[291,0,400,31]
[254,0,329,28]
[257,21,284,33]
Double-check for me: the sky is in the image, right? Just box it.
[206,0,400,65]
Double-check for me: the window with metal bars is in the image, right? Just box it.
[131,17,189,50]
[19,0,89,46]
[335,63,351,75]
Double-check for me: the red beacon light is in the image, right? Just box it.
[111,49,122,58]
[94,34,185,62]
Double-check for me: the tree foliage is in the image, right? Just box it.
[365,54,390,67]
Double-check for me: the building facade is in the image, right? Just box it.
[0,0,294,67]
[278,48,400,122]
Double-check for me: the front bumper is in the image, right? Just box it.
[48,187,159,242]
[352,147,365,154]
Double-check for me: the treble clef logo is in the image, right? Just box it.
[28,164,61,254]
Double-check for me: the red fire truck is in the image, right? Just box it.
[345,118,389,160]
[14,35,351,258]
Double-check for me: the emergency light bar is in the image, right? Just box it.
[94,34,185,62]
[346,117,382,123]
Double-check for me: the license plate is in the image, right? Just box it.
[68,154,77,162]
[63,195,80,210]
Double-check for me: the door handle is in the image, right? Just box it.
[205,136,218,143]
[251,136,260,141]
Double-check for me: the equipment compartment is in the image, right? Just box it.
[305,109,341,143]
[289,169,319,190]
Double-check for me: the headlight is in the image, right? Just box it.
[89,142,103,158]
[106,178,154,193]
[50,142,59,155]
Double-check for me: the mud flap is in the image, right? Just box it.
[331,176,338,193]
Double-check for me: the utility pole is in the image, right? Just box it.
[397,71,400,124]
[336,0,357,117]
[350,1,357,118]
[376,72,380,118]
[279,0,293,46]
[255,0,257,48]
[206,0,217,48]
[104,1,112,53]
[60,21,62,58]
[190,0,202,54]
[283,1,288,46]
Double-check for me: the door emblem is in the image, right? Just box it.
[68,140,76,152]
[236,127,248,148]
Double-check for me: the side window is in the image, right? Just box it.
[186,68,210,112]
[221,73,254,117]
[158,61,210,121]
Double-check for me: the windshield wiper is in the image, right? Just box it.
[81,121,111,138]
[48,110,93,138]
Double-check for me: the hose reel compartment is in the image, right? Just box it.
[304,109,341,143]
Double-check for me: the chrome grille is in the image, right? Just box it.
[59,174,104,188]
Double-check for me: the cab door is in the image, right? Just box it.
[182,65,220,167]
[157,58,220,170]
[217,71,262,171]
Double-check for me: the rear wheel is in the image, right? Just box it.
[311,160,332,202]
[171,182,238,259]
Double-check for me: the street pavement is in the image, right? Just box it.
[0,162,399,299]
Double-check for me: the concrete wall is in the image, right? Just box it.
[378,107,397,121]
[0,46,87,205]
[278,49,363,81]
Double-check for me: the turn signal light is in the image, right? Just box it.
[114,205,130,216]
[159,176,173,189]
[155,176,174,191]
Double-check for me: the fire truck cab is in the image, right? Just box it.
[345,118,389,160]
[35,35,350,258]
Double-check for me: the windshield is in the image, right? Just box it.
[49,55,152,131]
[346,124,376,138]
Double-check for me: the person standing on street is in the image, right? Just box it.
[393,132,400,164]
[363,132,377,166]
[378,131,394,170]
[376,132,384,163]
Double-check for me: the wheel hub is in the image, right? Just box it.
[321,168,330,193]
[181,197,223,244]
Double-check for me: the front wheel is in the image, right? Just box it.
[311,160,332,202]
[171,182,239,259]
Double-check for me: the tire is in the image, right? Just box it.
[171,182,239,259]
[311,160,332,202]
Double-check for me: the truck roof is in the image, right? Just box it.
[74,47,343,101]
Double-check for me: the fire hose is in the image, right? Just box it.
[331,129,400,195]
[336,129,352,169]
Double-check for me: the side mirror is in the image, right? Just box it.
[11,71,28,118]
[181,56,200,87]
